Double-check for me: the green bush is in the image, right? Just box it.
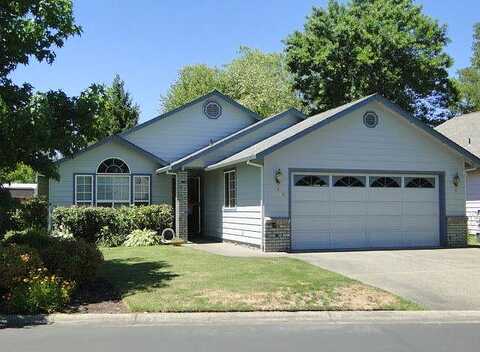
[40,238,103,284]
[4,229,103,285]
[6,270,74,314]
[0,187,19,239]
[0,245,43,292]
[124,229,161,247]
[11,197,48,230]
[51,204,173,245]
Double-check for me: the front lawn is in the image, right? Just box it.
[99,246,420,312]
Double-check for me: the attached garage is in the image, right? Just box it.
[291,172,441,250]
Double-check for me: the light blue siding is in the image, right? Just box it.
[184,111,300,168]
[204,163,262,246]
[123,96,257,162]
[49,139,171,207]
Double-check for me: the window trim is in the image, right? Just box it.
[223,169,237,209]
[133,174,151,205]
[95,174,131,206]
[74,174,94,205]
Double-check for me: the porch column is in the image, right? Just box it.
[175,171,188,241]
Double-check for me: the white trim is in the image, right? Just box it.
[223,169,237,209]
[95,174,131,206]
[133,175,151,205]
[75,174,94,205]
[96,157,130,174]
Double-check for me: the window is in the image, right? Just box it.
[97,158,130,174]
[75,175,93,205]
[96,175,130,206]
[134,175,150,205]
[370,176,401,188]
[405,177,435,188]
[224,170,236,208]
[333,175,366,187]
[294,175,329,187]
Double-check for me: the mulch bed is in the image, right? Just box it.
[65,277,128,314]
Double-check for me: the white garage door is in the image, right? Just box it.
[291,173,440,250]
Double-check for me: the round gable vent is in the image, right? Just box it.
[203,101,222,119]
[363,111,378,128]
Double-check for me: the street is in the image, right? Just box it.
[2,319,479,352]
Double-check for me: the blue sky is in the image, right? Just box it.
[9,0,480,123]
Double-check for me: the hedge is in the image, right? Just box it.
[51,204,173,245]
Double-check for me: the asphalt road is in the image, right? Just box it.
[2,320,479,352]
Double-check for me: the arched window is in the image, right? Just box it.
[333,176,365,187]
[370,176,401,188]
[97,158,130,174]
[294,175,329,187]
[405,177,435,189]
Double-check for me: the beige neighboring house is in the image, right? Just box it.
[2,183,38,201]
[436,112,480,234]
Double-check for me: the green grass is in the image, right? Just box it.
[99,246,421,312]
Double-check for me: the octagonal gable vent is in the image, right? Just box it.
[204,101,222,119]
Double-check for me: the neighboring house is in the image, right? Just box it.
[43,90,480,252]
[436,112,480,234]
[2,183,37,201]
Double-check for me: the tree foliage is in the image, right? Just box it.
[0,1,98,182]
[454,23,480,114]
[161,47,301,117]
[85,75,140,141]
[1,163,36,184]
[284,0,456,122]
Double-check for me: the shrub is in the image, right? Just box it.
[124,229,161,247]
[6,269,74,314]
[51,204,173,245]
[4,229,103,285]
[41,238,103,284]
[50,224,74,239]
[0,187,19,239]
[11,197,48,230]
[0,245,43,291]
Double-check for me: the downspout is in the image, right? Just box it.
[246,160,264,250]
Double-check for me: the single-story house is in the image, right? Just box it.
[43,90,480,251]
[436,112,480,234]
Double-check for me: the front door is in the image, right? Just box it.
[188,176,201,236]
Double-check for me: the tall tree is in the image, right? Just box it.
[0,1,98,182]
[284,0,456,122]
[454,23,480,114]
[0,163,36,184]
[160,48,301,117]
[88,74,140,141]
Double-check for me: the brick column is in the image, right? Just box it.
[263,217,291,252]
[446,216,468,248]
[175,171,188,241]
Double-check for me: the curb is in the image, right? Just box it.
[3,311,480,328]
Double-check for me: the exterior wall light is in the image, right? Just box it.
[275,169,283,186]
[453,173,460,188]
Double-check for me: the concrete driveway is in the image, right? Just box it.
[292,248,480,310]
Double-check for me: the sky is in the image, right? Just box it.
[9,0,480,123]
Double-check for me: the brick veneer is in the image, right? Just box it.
[263,217,291,252]
[446,216,468,248]
[175,171,188,241]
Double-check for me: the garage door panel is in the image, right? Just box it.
[331,189,366,201]
[367,202,402,215]
[332,202,368,216]
[291,202,330,216]
[291,172,440,251]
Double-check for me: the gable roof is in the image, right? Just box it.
[436,111,480,157]
[55,135,168,166]
[156,108,305,173]
[120,90,262,137]
[206,94,480,171]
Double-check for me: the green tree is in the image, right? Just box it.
[87,75,140,141]
[160,48,301,117]
[284,0,456,121]
[161,65,225,113]
[1,163,36,184]
[454,23,480,114]
[0,0,98,182]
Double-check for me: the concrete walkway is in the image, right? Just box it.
[190,242,480,310]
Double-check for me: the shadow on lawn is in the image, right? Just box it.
[100,257,178,296]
